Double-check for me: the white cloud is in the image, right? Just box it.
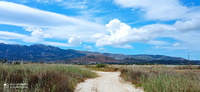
[0,1,105,29]
[95,19,169,48]
[35,0,48,3]
[148,40,169,46]
[0,31,42,43]
[173,43,180,47]
[83,45,93,50]
[42,41,72,47]
[114,45,133,49]
[61,1,88,9]
[168,31,200,50]
[31,30,52,38]
[0,31,27,39]
[100,0,200,50]
[114,0,200,21]
[24,27,53,38]
[98,47,107,51]
[175,18,200,31]
[0,31,73,47]
[0,40,17,44]
[34,0,87,9]
[94,18,200,51]
[0,1,106,43]
[68,35,82,45]
[1,1,200,52]
[92,33,105,40]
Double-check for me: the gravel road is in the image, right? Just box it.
[74,71,144,92]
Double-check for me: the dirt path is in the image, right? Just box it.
[74,71,144,92]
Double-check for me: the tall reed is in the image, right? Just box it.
[0,64,97,92]
[120,66,200,92]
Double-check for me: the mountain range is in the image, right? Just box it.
[0,43,199,64]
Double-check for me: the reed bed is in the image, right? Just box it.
[120,65,200,92]
[0,64,97,92]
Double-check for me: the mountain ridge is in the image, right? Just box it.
[0,43,198,64]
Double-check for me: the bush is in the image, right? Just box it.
[96,63,107,68]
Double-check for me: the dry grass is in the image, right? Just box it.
[120,65,200,92]
[0,64,97,92]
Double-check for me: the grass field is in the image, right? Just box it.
[0,64,97,92]
[1,64,200,92]
[120,65,200,92]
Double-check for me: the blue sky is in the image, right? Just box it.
[0,0,200,60]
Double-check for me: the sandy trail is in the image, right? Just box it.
[74,71,144,92]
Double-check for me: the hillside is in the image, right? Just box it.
[68,55,119,63]
[0,43,85,62]
[80,52,186,61]
[0,43,198,64]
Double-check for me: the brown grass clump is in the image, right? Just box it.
[28,71,74,92]
[120,68,149,87]
[175,65,200,70]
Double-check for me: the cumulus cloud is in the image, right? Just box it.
[92,33,105,40]
[83,45,93,50]
[24,27,53,38]
[68,35,82,45]
[114,0,200,20]
[95,19,169,47]
[31,30,52,38]
[1,1,200,52]
[94,18,200,51]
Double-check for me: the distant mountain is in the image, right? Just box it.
[0,43,85,62]
[128,54,186,61]
[119,57,197,65]
[80,52,186,61]
[0,43,198,65]
[67,55,119,63]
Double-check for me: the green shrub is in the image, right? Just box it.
[96,63,107,68]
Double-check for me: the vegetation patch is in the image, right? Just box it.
[85,64,119,72]
[0,64,97,92]
[120,65,200,92]
[96,63,107,68]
